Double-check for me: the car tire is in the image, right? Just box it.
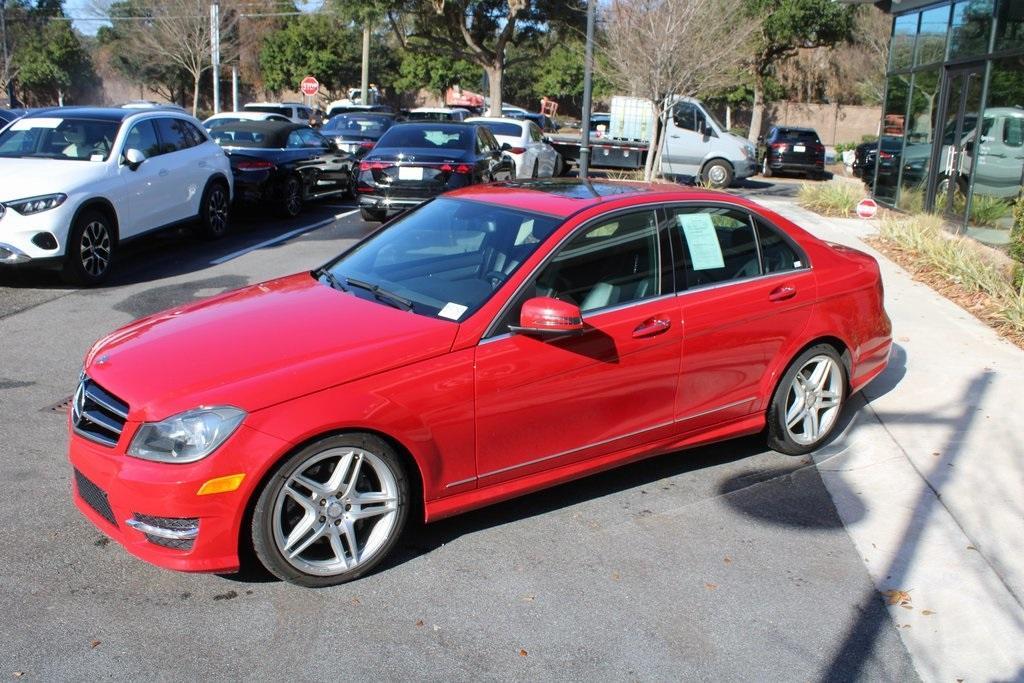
[554,154,565,177]
[61,209,115,286]
[277,176,304,218]
[701,159,733,189]
[251,432,410,588]
[761,157,772,178]
[766,344,847,456]
[198,180,230,240]
[360,207,385,222]
[532,159,539,179]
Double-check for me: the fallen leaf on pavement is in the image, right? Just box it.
[611,571,621,581]
[13,673,24,679]
[521,595,535,602]
[350,597,361,606]
[723,557,732,564]
[705,583,718,591]
[898,336,910,342]
[882,589,912,606]
[89,641,101,649]
[921,609,936,616]
[519,649,528,657]
[966,545,977,551]
[415,619,424,627]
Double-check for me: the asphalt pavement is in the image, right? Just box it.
[0,185,925,680]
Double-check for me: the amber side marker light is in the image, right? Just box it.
[197,473,246,496]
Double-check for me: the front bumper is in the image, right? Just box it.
[0,201,77,264]
[68,422,291,573]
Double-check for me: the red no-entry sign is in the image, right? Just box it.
[857,198,878,219]
[300,76,319,97]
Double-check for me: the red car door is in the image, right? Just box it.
[474,208,681,486]
[664,205,817,432]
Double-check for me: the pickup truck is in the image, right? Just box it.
[549,96,757,189]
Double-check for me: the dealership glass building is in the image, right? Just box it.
[864,0,1023,244]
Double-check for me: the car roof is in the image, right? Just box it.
[466,116,525,125]
[444,179,743,218]
[214,120,307,133]
[22,107,142,122]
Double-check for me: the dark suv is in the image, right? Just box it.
[760,126,826,179]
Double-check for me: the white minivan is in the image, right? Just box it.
[0,107,233,284]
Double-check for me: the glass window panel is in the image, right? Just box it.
[949,0,994,59]
[996,0,1024,51]
[916,6,951,65]
[876,75,910,204]
[890,13,919,71]
[898,69,942,213]
[969,56,1024,233]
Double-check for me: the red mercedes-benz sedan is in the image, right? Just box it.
[68,180,891,586]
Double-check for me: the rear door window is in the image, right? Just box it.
[665,206,761,288]
[123,120,162,158]
[155,117,194,153]
[755,220,807,273]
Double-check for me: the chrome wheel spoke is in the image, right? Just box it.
[282,512,317,554]
[325,451,355,493]
[291,473,331,498]
[818,391,841,409]
[328,529,351,569]
[286,523,324,559]
[284,482,317,512]
[786,393,806,427]
[340,518,359,565]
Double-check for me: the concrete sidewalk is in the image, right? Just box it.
[748,194,1024,682]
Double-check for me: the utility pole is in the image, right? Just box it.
[210,0,221,114]
[578,0,596,178]
[360,24,370,105]
[231,65,238,112]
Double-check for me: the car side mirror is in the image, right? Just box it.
[509,297,584,337]
[123,148,145,170]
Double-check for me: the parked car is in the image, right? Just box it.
[523,112,560,133]
[120,100,187,112]
[202,111,291,130]
[760,126,826,179]
[355,121,515,221]
[467,116,560,178]
[243,102,314,124]
[0,108,24,129]
[0,107,232,284]
[405,107,471,122]
[853,135,902,185]
[67,180,892,587]
[319,113,396,158]
[211,121,355,217]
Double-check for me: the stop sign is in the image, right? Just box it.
[300,76,319,97]
[856,197,878,219]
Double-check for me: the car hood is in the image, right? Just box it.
[83,273,459,421]
[0,157,109,201]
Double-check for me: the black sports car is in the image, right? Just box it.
[853,136,903,186]
[356,122,516,222]
[320,113,396,159]
[211,121,356,217]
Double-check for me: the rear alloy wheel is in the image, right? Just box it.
[532,159,539,178]
[198,181,230,240]
[277,176,304,218]
[252,433,409,587]
[360,207,385,222]
[62,210,114,286]
[761,157,772,178]
[767,344,846,455]
[701,159,733,189]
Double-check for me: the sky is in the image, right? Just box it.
[62,0,326,36]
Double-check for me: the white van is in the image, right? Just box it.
[659,97,758,188]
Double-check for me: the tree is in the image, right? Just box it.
[744,0,857,142]
[382,0,585,115]
[260,15,362,98]
[16,16,95,106]
[392,51,480,101]
[601,0,759,181]
[1,1,33,104]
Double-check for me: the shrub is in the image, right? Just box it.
[1011,195,1024,289]
[797,181,862,217]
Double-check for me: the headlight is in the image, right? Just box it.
[5,193,67,215]
[127,406,246,463]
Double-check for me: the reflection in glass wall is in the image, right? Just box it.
[995,0,1024,52]
[898,69,941,213]
[877,76,909,204]
[890,13,918,71]
[949,0,994,59]
[968,56,1024,235]
[916,6,950,66]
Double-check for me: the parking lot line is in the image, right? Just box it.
[211,215,345,265]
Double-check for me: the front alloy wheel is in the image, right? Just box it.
[62,209,115,286]
[767,345,846,455]
[252,434,408,586]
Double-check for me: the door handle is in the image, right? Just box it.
[769,284,797,301]
[632,318,671,338]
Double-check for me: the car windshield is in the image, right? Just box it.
[322,115,391,135]
[375,125,471,150]
[480,121,523,137]
[322,198,561,320]
[0,117,121,161]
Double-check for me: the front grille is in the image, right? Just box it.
[72,377,129,448]
[145,535,195,551]
[74,469,117,527]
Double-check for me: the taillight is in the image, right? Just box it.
[236,160,274,171]
[359,160,392,171]
[507,147,526,154]
[770,143,787,152]
[440,163,473,174]
[359,141,375,149]
[879,151,893,160]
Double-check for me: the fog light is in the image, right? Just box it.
[126,513,199,551]
[31,232,58,250]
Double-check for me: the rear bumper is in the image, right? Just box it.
[357,194,427,212]
[767,158,825,174]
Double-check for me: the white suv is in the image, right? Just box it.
[0,107,233,285]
